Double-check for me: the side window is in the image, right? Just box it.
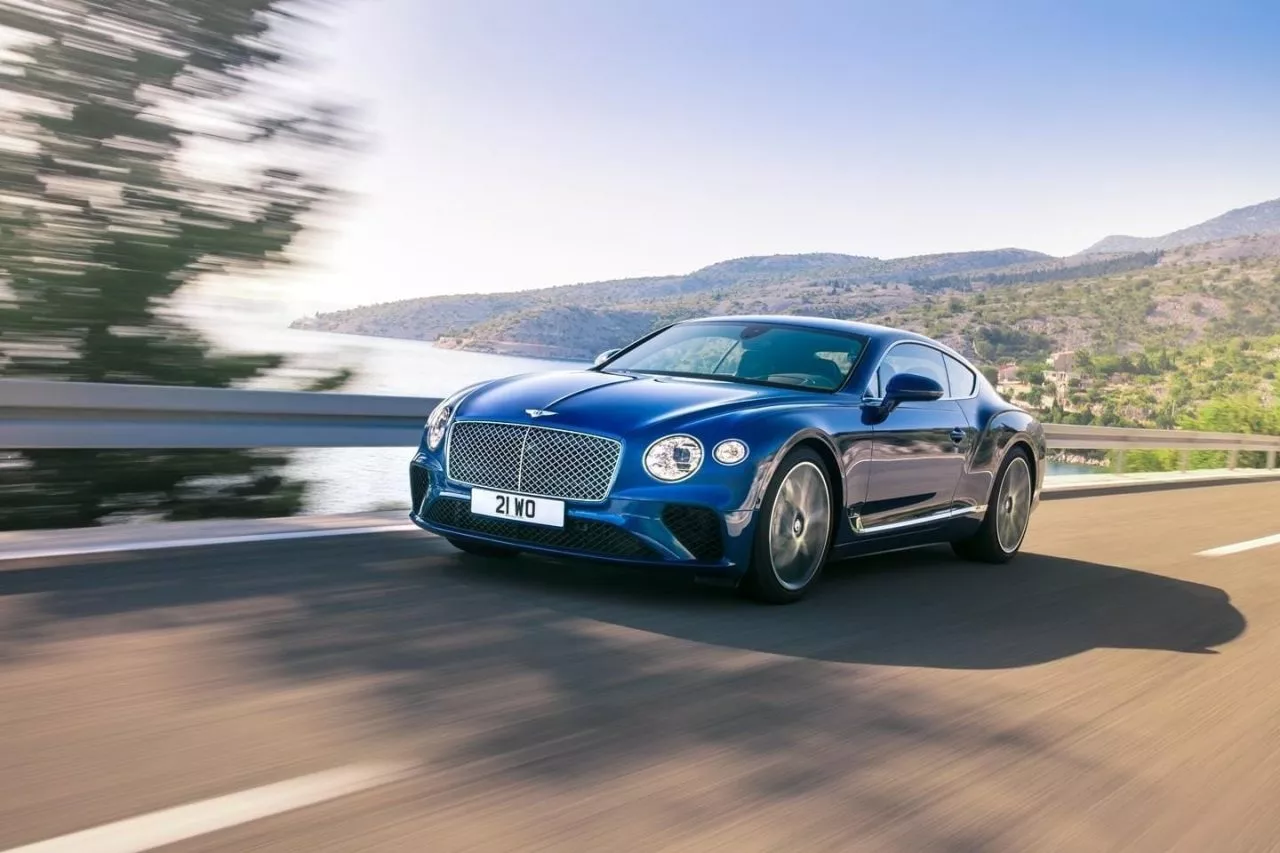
[943,354,976,398]
[871,343,949,398]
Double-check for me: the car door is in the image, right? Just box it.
[857,342,969,533]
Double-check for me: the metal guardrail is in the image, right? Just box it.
[0,379,433,448]
[1041,424,1280,472]
[0,379,1277,472]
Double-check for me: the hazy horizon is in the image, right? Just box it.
[234,0,1280,317]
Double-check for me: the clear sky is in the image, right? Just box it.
[275,0,1280,316]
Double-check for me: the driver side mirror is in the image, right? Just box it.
[593,348,621,366]
[866,372,944,418]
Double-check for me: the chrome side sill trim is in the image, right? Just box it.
[858,504,986,535]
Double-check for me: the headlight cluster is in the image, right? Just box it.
[425,403,451,450]
[644,435,703,481]
[424,383,488,451]
[425,395,460,450]
[643,435,749,481]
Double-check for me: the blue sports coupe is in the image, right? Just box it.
[409,315,1045,603]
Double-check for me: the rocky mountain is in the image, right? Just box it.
[292,247,1057,351]
[1082,197,1280,255]
[292,196,1280,368]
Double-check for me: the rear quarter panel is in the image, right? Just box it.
[954,389,1047,514]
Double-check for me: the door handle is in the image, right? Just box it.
[949,427,966,443]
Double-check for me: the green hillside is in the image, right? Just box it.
[292,248,1057,345]
[293,200,1280,456]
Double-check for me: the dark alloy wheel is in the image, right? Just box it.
[951,446,1034,564]
[740,446,835,604]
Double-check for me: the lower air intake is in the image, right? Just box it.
[409,464,432,512]
[661,504,725,562]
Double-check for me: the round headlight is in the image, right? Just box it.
[423,381,487,452]
[644,434,704,482]
[425,402,453,450]
[712,439,749,465]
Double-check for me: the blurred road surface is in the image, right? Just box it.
[2,483,1280,851]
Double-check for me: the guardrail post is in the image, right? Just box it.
[1179,449,1190,472]
[1268,450,1277,470]
[1228,449,1239,470]
[1113,450,1126,475]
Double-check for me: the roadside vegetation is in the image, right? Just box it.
[0,0,356,528]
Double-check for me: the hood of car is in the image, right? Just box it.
[454,369,823,433]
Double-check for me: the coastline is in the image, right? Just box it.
[1047,450,1109,467]
[433,336,592,361]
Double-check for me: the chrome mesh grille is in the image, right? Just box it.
[447,422,525,492]
[446,420,622,502]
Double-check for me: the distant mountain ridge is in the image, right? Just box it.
[292,194,1280,360]
[292,247,1057,348]
[1082,197,1280,255]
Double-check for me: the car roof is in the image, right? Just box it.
[678,313,941,348]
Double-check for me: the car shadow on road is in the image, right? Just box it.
[0,536,1250,848]
[445,545,1247,669]
[0,539,1245,673]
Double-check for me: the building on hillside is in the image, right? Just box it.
[1047,351,1075,373]
[1040,351,1076,404]
[1044,369,1071,395]
[997,363,1019,383]
[996,379,1032,401]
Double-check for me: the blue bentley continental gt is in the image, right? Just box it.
[409,315,1045,603]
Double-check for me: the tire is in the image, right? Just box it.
[951,446,1034,564]
[447,537,519,558]
[740,446,835,604]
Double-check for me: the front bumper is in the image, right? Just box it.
[408,456,755,575]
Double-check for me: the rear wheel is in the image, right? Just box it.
[447,537,519,558]
[951,446,1033,563]
[740,447,835,604]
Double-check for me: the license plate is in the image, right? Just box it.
[470,488,565,528]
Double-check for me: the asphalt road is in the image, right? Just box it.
[2,482,1279,852]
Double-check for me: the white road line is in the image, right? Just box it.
[2,761,417,853]
[1197,533,1280,558]
[0,523,420,563]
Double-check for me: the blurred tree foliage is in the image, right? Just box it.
[0,0,354,528]
[1112,395,1280,472]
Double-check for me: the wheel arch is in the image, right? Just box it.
[792,435,844,521]
[975,406,1047,501]
[1006,438,1038,495]
[738,432,843,603]
[757,427,844,504]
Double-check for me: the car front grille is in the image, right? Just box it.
[422,497,658,559]
[446,420,622,502]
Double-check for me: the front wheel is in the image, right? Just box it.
[951,446,1034,563]
[740,446,835,604]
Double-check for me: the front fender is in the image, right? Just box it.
[608,409,846,513]
[734,425,845,513]
[650,395,860,517]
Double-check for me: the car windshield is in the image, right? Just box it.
[601,321,867,392]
